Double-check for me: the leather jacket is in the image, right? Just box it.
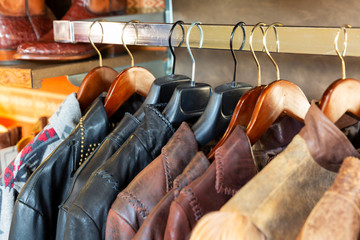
[134,151,210,240]
[62,105,175,240]
[297,156,360,240]
[56,112,141,239]
[164,115,304,240]
[215,102,360,240]
[164,126,258,240]
[9,97,112,240]
[105,122,198,239]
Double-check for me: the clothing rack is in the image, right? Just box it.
[54,21,360,56]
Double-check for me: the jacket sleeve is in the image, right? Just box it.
[64,203,102,240]
[9,200,48,240]
[164,201,192,240]
[105,208,136,240]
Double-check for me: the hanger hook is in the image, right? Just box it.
[263,22,283,81]
[230,22,246,87]
[249,22,266,86]
[122,20,140,67]
[186,21,204,86]
[335,24,352,79]
[169,20,185,76]
[88,20,106,67]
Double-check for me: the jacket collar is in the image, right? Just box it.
[75,95,110,167]
[173,151,210,198]
[215,115,304,196]
[214,126,257,196]
[252,115,304,170]
[161,122,198,192]
[299,101,360,172]
[49,92,81,140]
[133,104,175,160]
[106,112,140,146]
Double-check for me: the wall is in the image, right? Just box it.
[172,0,360,100]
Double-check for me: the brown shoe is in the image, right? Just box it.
[0,126,22,149]
[0,0,54,61]
[15,0,126,61]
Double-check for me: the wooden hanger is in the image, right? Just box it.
[246,81,310,144]
[104,66,155,117]
[208,23,267,160]
[103,21,155,117]
[77,21,118,113]
[245,23,310,145]
[319,25,360,123]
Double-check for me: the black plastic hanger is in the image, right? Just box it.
[133,21,191,120]
[208,23,268,160]
[192,22,252,147]
[162,21,212,126]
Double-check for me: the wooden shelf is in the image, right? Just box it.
[0,48,168,89]
[0,9,169,89]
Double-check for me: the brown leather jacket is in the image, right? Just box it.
[105,122,198,239]
[164,115,303,240]
[133,151,210,240]
[215,102,360,240]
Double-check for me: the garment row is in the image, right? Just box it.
[1,87,360,240]
[1,20,359,239]
[0,88,298,240]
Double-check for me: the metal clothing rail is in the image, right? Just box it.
[54,21,360,56]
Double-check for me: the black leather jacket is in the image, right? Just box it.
[9,97,113,240]
[56,112,141,239]
[63,105,175,240]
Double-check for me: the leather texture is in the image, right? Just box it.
[16,0,126,60]
[134,151,210,240]
[9,96,112,240]
[0,126,22,149]
[218,103,360,240]
[56,113,141,239]
[62,105,175,240]
[300,101,360,172]
[105,122,198,240]
[0,12,53,50]
[297,156,360,240]
[252,115,305,170]
[164,126,258,240]
[164,115,304,240]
